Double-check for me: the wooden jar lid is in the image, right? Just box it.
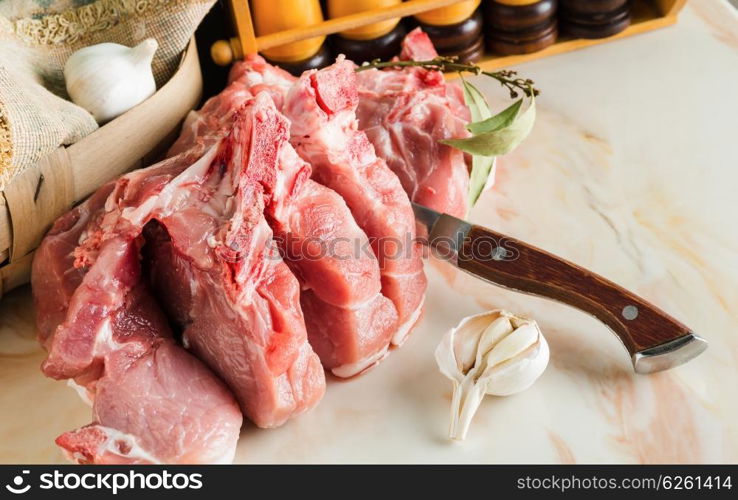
[560,2,631,39]
[332,23,407,64]
[486,20,557,55]
[265,45,333,75]
[418,9,484,51]
[452,34,486,63]
[484,0,557,31]
[416,9,485,63]
[484,0,557,55]
[559,0,627,15]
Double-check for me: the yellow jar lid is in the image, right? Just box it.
[252,0,326,62]
[329,0,401,40]
[415,0,481,26]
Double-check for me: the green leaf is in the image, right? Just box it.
[467,98,522,135]
[460,77,492,123]
[457,79,497,208]
[444,78,536,209]
[468,155,495,206]
[440,95,536,157]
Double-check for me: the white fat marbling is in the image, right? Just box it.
[0,0,736,464]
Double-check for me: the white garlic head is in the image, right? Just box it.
[435,309,549,441]
[64,38,158,123]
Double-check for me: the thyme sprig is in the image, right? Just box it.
[356,56,539,99]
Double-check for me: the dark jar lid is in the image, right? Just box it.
[559,0,628,15]
[446,34,485,63]
[560,3,631,39]
[417,9,484,52]
[331,23,407,64]
[486,18,557,55]
[484,0,557,31]
[265,44,333,76]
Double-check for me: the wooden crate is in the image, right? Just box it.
[211,0,687,73]
[0,38,203,299]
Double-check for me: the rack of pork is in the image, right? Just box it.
[31,29,472,464]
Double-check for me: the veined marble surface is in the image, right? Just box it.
[1,0,737,464]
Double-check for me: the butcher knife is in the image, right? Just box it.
[412,202,707,374]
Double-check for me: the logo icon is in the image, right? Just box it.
[5,470,31,494]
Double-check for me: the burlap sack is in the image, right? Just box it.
[0,0,215,191]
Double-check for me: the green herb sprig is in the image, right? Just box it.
[357,56,539,99]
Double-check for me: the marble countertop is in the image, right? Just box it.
[1,0,737,464]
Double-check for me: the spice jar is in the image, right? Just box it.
[415,0,485,63]
[252,0,331,74]
[484,0,557,55]
[559,0,631,39]
[328,0,407,63]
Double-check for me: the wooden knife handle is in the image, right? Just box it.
[457,224,706,373]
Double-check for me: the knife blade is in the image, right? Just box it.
[411,201,707,374]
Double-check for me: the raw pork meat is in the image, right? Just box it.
[55,338,242,464]
[31,31,475,461]
[168,54,297,157]
[228,54,296,109]
[284,59,427,344]
[260,121,399,377]
[228,31,471,218]
[355,28,471,218]
[279,179,399,376]
[32,153,243,463]
[165,53,299,157]
[33,98,331,464]
[178,62,401,376]
[104,100,326,428]
[167,79,252,157]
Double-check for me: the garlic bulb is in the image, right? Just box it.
[64,38,158,123]
[435,309,549,440]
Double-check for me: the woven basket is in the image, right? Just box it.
[0,38,202,300]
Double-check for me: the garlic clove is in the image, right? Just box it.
[449,377,486,441]
[480,319,540,372]
[482,328,549,397]
[436,326,464,383]
[435,309,549,440]
[453,319,486,374]
[448,311,507,374]
[473,313,516,372]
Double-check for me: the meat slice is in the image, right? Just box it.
[32,98,330,464]
[32,155,243,463]
[274,175,398,377]
[116,101,326,428]
[283,59,427,345]
[168,54,297,158]
[229,54,296,108]
[227,32,471,218]
[250,103,398,376]
[33,150,202,384]
[33,182,114,356]
[175,64,400,377]
[166,61,278,159]
[355,28,471,218]
[167,80,252,157]
[56,314,242,464]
